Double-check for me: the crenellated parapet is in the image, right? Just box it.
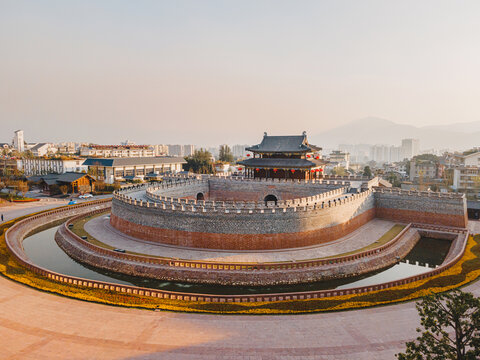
[110,177,468,250]
[114,177,364,214]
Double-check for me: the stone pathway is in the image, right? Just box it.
[85,216,396,262]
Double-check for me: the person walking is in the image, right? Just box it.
[1,214,3,222]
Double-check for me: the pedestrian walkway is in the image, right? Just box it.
[85,215,397,262]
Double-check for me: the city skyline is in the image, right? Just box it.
[2,1,480,145]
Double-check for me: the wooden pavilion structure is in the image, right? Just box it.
[238,132,325,180]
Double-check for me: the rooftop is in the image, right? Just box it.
[246,132,321,153]
[28,172,94,185]
[82,156,186,167]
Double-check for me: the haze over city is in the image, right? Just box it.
[2,0,480,146]
[4,2,480,360]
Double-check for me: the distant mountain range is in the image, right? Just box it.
[311,117,480,151]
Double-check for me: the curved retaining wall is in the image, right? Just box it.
[4,201,469,302]
[56,209,425,285]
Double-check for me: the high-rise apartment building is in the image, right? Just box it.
[232,144,249,158]
[401,139,420,159]
[167,145,183,156]
[13,130,24,152]
[183,145,195,157]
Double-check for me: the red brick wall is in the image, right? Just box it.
[376,208,467,228]
[110,208,376,250]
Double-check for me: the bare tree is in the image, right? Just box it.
[17,181,29,198]
[59,185,69,196]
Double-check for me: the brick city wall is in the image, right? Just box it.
[207,178,343,201]
[374,189,467,228]
[110,190,375,250]
[110,208,375,250]
[154,180,209,199]
[111,182,468,251]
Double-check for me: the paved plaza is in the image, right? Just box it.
[1,265,479,360]
[85,215,396,262]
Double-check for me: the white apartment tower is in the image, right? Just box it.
[401,139,420,159]
[13,130,24,152]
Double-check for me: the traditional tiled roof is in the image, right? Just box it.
[246,132,321,153]
[28,172,94,185]
[238,158,325,169]
[82,156,186,167]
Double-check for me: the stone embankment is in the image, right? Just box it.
[56,208,424,285]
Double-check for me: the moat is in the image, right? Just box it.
[23,225,452,295]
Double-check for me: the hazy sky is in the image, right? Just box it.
[1,0,480,146]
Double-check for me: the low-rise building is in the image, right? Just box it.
[18,158,88,176]
[28,173,96,194]
[80,145,155,157]
[409,159,442,181]
[453,166,480,195]
[0,158,20,176]
[30,143,50,157]
[82,156,186,184]
[329,150,350,170]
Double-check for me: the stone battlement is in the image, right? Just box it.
[110,176,467,250]
[374,186,465,199]
[115,178,359,214]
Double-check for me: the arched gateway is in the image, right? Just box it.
[264,194,278,205]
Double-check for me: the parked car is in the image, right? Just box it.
[79,194,93,199]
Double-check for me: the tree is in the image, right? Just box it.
[397,290,480,360]
[386,171,402,187]
[219,145,234,163]
[363,166,372,178]
[59,185,69,196]
[184,149,214,174]
[16,181,29,198]
[331,166,347,176]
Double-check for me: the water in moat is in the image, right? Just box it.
[22,226,452,295]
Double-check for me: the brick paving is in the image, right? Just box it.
[1,272,479,360]
[468,219,480,235]
[85,216,396,262]
[1,203,478,360]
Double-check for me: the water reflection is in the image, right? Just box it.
[22,226,451,295]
